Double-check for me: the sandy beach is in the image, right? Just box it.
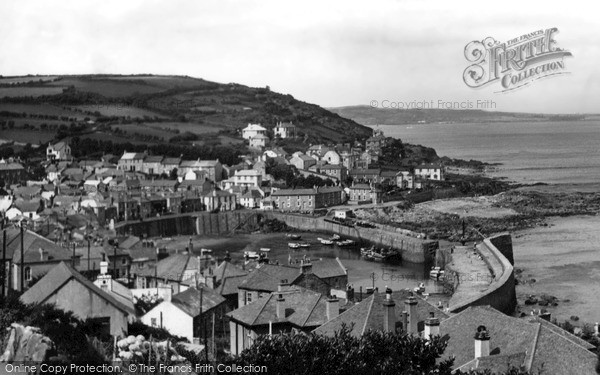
[513,215,600,324]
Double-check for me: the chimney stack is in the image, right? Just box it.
[300,260,312,275]
[382,287,396,332]
[100,261,108,275]
[326,296,340,321]
[474,326,490,358]
[276,294,285,319]
[278,279,289,292]
[424,312,440,339]
[404,293,418,334]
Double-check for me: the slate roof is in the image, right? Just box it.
[5,228,74,264]
[144,155,163,163]
[0,162,24,170]
[241,190,263,199]
[120,152,145,160]
[310,258,347,279]
[228,287,329,328]
[171,286,226,317]
[320,164,343,170]
[20,262,134,315]
[440,306,597,374]
[415,163,442,170]
[136,253,202,281]
[313,290,449,337]
[161,157,181,165]
[218,274,248,296]
[238,264,301,292]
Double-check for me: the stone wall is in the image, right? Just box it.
[116,211,258,237]
[265,212,438,263]
[448,233,517,315]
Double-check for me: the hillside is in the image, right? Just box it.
[328,105,586,125]
[0,75,372,148]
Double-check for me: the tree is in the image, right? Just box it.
[232,326,454,375]
[228,326,532,375]
[169,168,178,180]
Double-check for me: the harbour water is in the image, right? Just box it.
[157,232,447,297]
[374,121,600,185]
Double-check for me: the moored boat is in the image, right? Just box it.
[330,234,341,241]
[286,234,301,240]
[318,237,334,245]
[299,242,310,248]
[288,242,301,249]
[244,251,259,259]
[260,248,271,252]
[429,266,445,280]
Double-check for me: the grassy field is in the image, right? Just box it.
[0,103,87,119]
[0,76,59,85]
[47,78,163,97]
[0,87,64,98]
[73,131,150,145]
[0,129,56,144]
[108,75,214,89]
[144,122,224,135]
[110,124,174,140]
[74,104,166,119]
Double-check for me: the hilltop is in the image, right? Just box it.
[0,75,372,149]
[328,105,587,125]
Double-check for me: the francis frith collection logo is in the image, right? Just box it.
[463,28,572,92]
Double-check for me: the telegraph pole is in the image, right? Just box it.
[1,226,6,298]
[20,223,24,291]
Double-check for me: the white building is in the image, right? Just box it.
[46,141,71,161]
[323,150,341,165]
[233,169,262,188]
[414,164,444,181]
[141,286,226,343]
[274,121,297,138]
[240,189,264,209]
[249,134,269,149]
[242,123,267,140]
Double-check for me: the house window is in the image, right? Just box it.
[25,267,32,281]
[122,258,127,265]
[246,292,253,304]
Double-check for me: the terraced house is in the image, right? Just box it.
[118,152,146,172]
[271,186,344,213]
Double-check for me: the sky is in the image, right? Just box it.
[0,0,599,114]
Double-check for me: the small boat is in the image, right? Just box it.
[200,248,213,253]
[286,234,301,240]
[370,252,385,262]
[259,248,271,252]
[429,267,445,280]
[330,234,341,241]
[413,282,426,294]
[335,241,347,247]
[299,242,310,248]
[343,239,355,246]
[318,238,334,245]
[288,242,301,249]
[244,251,259,259]
[360,247,374,256]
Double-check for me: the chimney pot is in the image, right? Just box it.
[474,325,491,359]
[276,294,285,319]
[424,312,440,339]
[382,290,396,332]
[326,296,340,321]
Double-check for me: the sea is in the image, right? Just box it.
[373,121,600,185]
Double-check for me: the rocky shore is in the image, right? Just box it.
[354,186,600,241]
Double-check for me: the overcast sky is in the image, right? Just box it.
[1,0,598,113]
